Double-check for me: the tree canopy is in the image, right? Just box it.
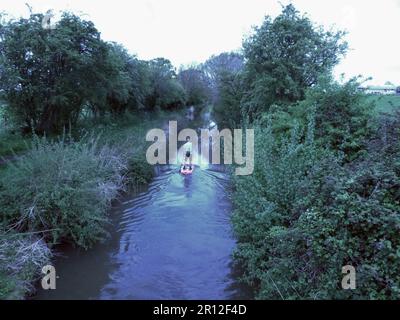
[0,13,187,134]
[242,4,348,117]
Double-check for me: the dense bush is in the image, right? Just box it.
[0,110,167,299]
[0,134,127,249]
[125,156,155,187]
[229,5,400,299]
[297,77,372,159]
[264,77,373,159]
[0,229,52,299]
[232,111,400,299]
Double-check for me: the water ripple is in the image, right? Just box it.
[100,165,241,300]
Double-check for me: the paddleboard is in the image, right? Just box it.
[180,165,194,175]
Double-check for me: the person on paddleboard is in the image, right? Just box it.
[182,136,193,170]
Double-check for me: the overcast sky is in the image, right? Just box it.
[1,0,400,85]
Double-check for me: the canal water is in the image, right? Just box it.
[35,112,251,300]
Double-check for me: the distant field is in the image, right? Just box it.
[365,95,400,115]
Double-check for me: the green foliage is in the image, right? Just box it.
[231,8,400,297]
[211,4,348,128]
[213,71,245,128]
[125,156,154,187]
[232,111,400,300]
[0,134,127,249]
[242,4,347,118]
[291,77,372,159]
[0,12,118,133]
[104,43,152,115]
[178,66,211,106]
[0,131,31,158]
[201,52,245,128]
[0,111,167,299]
[233,119,338,298]
[146,58,186,110]
[0,12,166,134]
[203,52,244,104]
[0,229,52,299]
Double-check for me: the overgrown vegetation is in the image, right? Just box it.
[0,134,127,248]
[0,229,52,299]
[0,12,188,135]
[0,132,31,158]
[221,4,400,300]
[0,3,399,301]
[233,111,400,299]
[0,110,170,299]
[0,8,191,299]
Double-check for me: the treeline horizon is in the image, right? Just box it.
[0,6,247,299]
[0,9,245,135]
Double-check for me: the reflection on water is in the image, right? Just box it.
[35,164,251,300]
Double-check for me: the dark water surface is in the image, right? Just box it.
[35,164,251,300]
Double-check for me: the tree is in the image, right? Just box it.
[104,43,151,115]
[146,58,186,110]
[213,72,245,128]
[201,52,245,127]
[178,66,211,105]
[203,52,244,104]
[0,12,125,133]
[243,4,348,118]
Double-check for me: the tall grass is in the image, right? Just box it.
[0,110,176,299]
[0,230,52,299]
[0,133,128,249]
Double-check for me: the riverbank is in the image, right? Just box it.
[0,110,181,300]
[230,89,400,299]
[33,105,251,300]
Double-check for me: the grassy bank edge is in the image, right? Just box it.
[0,110,179,300]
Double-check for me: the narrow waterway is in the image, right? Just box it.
[35,112,251,300]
